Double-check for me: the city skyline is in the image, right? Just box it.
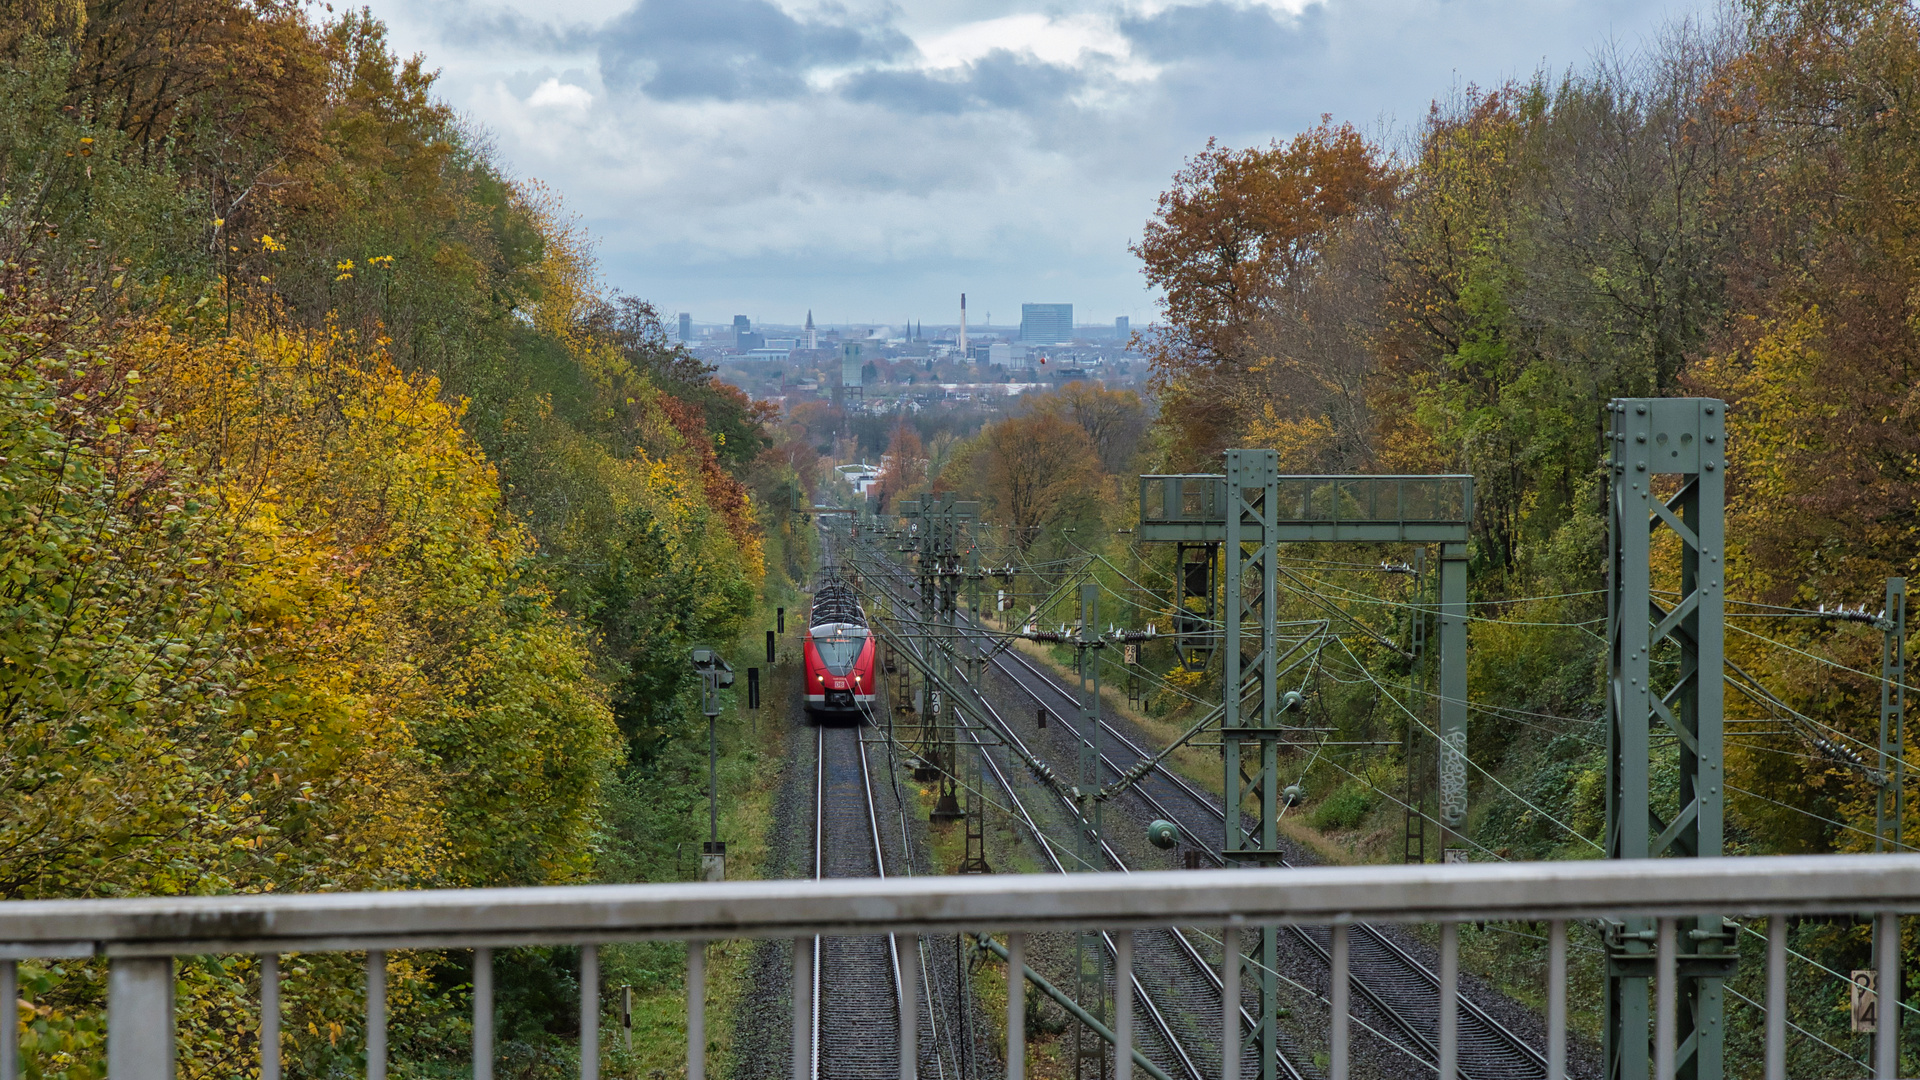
[680,306,1124,334]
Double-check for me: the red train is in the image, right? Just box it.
[803,579,877,722]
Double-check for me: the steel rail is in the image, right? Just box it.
[856,540,1314,1080]
[813,720,918,1080]
[972,598,1550,1079]
[857,551,1211,1071]
[1069,648,1549,1077]
[818,530,952,1080]
[864,528,1538,1078]
[857,556,1207,1080]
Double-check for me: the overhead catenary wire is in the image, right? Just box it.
[860,539,1303,1080]
[1324,636,1605,852]
[1282,568,1609,636]
[850,613,1110,876]
[1729,623,1920,698]
[1180,924,1440,1076]
[1720,982,1869,1074]
[1305,728,1920,1031]
[1662,588,1889,620]
[1312,658,1605,738]
[1724,783,1920,854]
[1721,660,1920,778]
[856,490,1920,1049]
[1278,561,1607,607]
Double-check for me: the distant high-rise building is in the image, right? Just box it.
[841,343,863,389]
[678,313,692,341]
[1115,316,1129,340]
[805,310,817,350]
[733,315,751,346]
[1021,303,1072,344]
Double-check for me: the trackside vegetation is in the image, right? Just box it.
[0,1,803,1074]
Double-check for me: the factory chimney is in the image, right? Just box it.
[959,293,968,356]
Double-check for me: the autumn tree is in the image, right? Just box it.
[873,420,926,513]
[951,412,1100,552]
[1028,380,1149,476]
[1133,121,1396,462]
[0,1,780,1066]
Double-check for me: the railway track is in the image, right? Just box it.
[850,532,1551,1079]
[854,548,1314,1080]
[811,722,915,1080]
[947,581,1552,1080]
[810,527,961,1080]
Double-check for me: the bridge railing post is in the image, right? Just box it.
[108,957,173,1080]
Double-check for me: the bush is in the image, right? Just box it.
[1308,782,1373,831]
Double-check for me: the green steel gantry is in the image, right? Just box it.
[1604,398,1730,1080]
[1137,451,1473,1080]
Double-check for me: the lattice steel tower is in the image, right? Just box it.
[1604,398,1729,1080]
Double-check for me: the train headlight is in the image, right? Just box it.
[816,674,824,683]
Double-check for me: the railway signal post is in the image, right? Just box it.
[1604,398,1729,1080]
[691,648,734,882]
[1138,453,1473,1080]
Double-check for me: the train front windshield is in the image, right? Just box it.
[812,630,866,675]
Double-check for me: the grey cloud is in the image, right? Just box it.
[411,0,581,52]
[380,0,1723,323]
[598,0,911,101]
[1119,1,1324,63]
[840,49,1086,115]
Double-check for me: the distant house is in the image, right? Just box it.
[835,462,881,494]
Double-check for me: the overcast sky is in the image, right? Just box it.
[373,0,1718,329]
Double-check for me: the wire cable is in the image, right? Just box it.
[1282,568,1609,635]
[1326,637,1604,852]
[1720,983,1868,1073]
[1729,623,1920,697]
[1724,784,1920,854]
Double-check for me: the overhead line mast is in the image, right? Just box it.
[1136,453,1473,1080]
[1604,398,1730,1080]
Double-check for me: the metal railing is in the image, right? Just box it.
[1,854,1915,1080]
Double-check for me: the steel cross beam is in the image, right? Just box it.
[1604,398,1729,1080]
[1137,454,1473,1080]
